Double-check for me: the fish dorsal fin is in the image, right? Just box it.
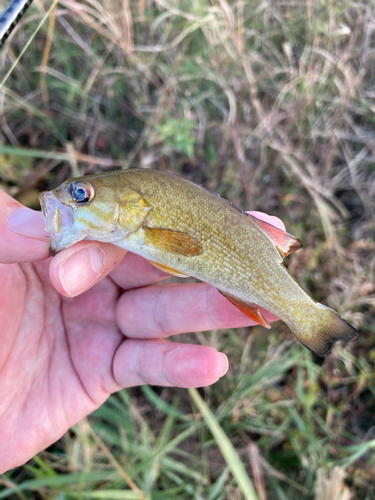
[249,215,302,259]
[146,259,190,278]
[219,291,271,329]
[143,228,203,257]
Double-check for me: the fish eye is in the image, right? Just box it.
[70,182,94,204]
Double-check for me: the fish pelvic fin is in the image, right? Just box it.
[249,215,302,259]
[219,291,271,329]
[293,304,357,357]
[146,259,190,277]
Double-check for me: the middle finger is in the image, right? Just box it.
[116,282,278,338]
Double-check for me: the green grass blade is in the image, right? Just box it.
[207,466,230,500]
[0,0,60,89]
[189,388,259,500]
[66,492,141,499]
[141,386,185,418]
[0,472,113,499]
[338,439,375,467]
[0,145,70,161]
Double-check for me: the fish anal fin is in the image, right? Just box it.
[219,291,271,329]
[249,215,303,259]
[146,259,190,278]
[143,228,203,257]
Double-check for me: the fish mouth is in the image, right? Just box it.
[39,190,84,255]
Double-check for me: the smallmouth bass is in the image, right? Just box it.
[39,169,357,356]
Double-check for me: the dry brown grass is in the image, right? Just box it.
[1,0,375,498]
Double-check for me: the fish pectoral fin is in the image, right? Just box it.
[117,189,151,233]
[249,215,302,259]
[219,291,271,329]
[146,259,190,278]
[143,228,203,257]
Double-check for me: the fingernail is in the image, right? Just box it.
[217,352,229,377]
[59,247,103,296]
[8,208,50,242]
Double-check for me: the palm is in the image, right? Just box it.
[0,259,120,461]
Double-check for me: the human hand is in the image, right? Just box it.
[0,190,283,472]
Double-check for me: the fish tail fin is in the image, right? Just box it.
[292,303,357,357]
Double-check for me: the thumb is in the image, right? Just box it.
[0,189,50,264]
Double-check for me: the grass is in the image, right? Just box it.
[1,0,375,498]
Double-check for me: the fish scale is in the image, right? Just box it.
[144,187,287,310]
[39,169,357,357]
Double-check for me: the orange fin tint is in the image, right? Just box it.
[143,228,203,257]
[219,291,271,329]
[249,215,302,259]
[146,259,190,278]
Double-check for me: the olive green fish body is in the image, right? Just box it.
[39,169,357,356]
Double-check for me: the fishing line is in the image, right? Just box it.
[0,0,34,47]
[0,0,59,89]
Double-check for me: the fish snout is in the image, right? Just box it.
[39,190,64,234]
[39,190,77,255]
[39,191,58,227]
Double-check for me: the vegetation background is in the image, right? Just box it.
[0,0,375,498]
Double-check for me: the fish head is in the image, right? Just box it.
[39,176,122,255]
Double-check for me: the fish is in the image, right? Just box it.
[39,168,357,356]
